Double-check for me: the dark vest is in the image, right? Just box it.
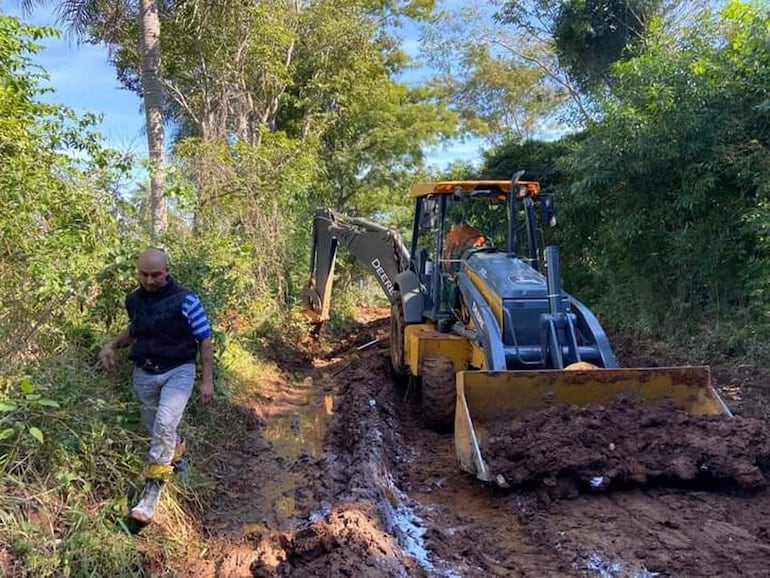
[126,277,197,373]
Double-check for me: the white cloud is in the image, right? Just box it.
[401,37,421,58]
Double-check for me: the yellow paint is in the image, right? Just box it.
[404,324,472,375]
[565,361,599,370]
[410,180,540,198]
[470,343,487,369]
[458,367,725,421]
[465,268,502,327]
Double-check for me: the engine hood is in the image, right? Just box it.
[464,251,548,300]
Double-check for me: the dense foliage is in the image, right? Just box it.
[0,16,144,574]
[498,0,663,92]
[2,0,769,573]
[481,2,770,342]
[0,16,128,364]
[562,2,770,335]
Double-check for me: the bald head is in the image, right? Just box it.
[137,248,169,292]
[138,248,168,268]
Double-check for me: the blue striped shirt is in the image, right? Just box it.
[181,293,212,341]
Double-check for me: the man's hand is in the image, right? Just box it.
[98,328,133,369]
[98,343,117,369]
[199,379,213,405]
[198,337,214,405]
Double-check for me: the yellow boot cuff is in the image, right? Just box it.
[172,439,187,462]
[143,463,174,481]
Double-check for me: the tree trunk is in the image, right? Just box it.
[139,0,167,239]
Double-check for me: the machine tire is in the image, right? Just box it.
[389,293,409,385]
[420,355,457,433]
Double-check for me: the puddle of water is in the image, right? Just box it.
[390,505,430,567]
[583,552,660,578]
[222,469,305,534]
[308,501,332,522]
[379,471,436,574]
[250,481,299,521]
[262,392,335,459]
[236,382,334,528]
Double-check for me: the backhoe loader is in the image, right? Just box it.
[303,172,731,486]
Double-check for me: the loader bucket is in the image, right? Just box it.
[454,367,732,484]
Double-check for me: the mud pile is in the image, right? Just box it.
[482,397,770,496]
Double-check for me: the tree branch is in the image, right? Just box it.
[488,38,593,124]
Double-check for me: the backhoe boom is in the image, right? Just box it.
[303,208,410,322]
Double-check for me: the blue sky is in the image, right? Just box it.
[6,4,147,158]
[6,3,486,173]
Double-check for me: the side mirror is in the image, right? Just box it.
[419,197,437,230]
[542,195,556,227]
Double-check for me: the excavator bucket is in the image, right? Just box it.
[455,367,732,485]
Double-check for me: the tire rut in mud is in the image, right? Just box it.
[269,344,431,577]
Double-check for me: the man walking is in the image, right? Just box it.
[98,247,213,524]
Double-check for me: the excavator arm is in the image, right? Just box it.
[303,208,410,323]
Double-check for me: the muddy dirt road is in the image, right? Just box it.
[182,309,770,577]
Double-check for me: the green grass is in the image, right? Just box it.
[0,314,295,577]
[0,345,211,576]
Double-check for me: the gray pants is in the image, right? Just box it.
[132,363,195,466]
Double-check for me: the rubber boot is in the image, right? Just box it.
[128,479,164,525]
[173,456,190,479]
[172,438,190,479]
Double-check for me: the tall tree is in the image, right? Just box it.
[496,0,701,94]
[107,0,456,215]
[21,0,168,239]
[138,0,166,238]
[130,0,455,301]
[420,3,580,136]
